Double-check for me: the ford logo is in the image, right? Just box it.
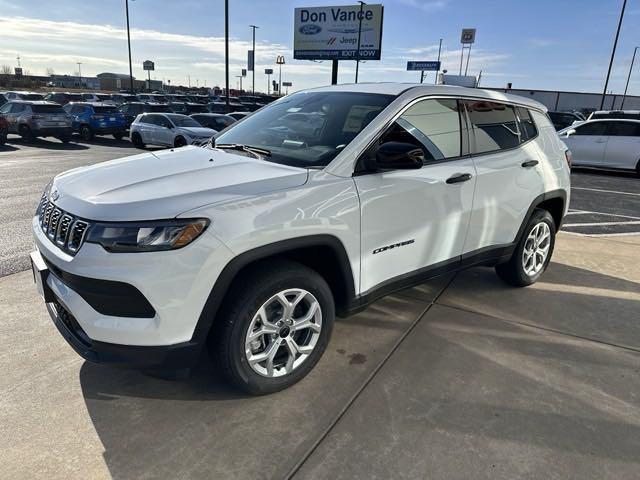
[299,24,322,35]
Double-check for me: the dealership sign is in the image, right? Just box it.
[143,60,155,71]
[293,4,384,60]
[407,61,440,71]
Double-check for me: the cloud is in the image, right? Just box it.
[529,38,555,48]
[395,0,450,11]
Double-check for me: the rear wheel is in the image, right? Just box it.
[80,125,93,141]
[495,209,556,287]
[636,159,640,177]
[131,132,145,149]
[212,260,335,395]
[0,130,6,145]
[113,131,124,141]
[19,124,33,141]
[174,136,187,148]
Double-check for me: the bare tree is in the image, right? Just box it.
[23,69,31,76]
[46,67,55,76]
[1,65,11,75]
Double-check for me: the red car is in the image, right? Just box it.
[0,116,8,144]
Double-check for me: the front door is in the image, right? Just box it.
[355,98,476,294]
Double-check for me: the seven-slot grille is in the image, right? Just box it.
[37,192,90,255]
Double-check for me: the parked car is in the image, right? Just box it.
[0,115,7,144]
[169,102,209,115]
[2,91,45,101]
[43,92,83,105]
[559,118,640,174]
[31,84,570,394]
[0,100,72,142]
[588,110,640,121]
[228,111,251,121]
[136,93,168,104]
[80,93,115,105]
[190,113,236,131]
[110,93,139,106]
[118,102,171,129]
[548,111,584,131]
[130,112,215,148]
[207,101,244,114]
[63,102,126,140]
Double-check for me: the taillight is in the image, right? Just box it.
[565,149,572,167]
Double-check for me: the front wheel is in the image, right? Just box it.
[0,131,6,145]
[80,125,93,141]
[131,132,145,149]
[212,260,335,395]
[174,136,187,148]
[113,131,124,141]
[495,209,556,287]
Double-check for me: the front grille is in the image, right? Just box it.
[37,192,91,256]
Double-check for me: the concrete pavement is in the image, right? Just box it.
[1,233,639,479]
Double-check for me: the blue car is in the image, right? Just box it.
[63,102,126,140]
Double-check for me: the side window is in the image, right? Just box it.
[378,98,462,163]
[138,114,151,125]
[464,101,520,153]
[11,103,25,113]
[516,107,537,142]
[71,105,84,115]
[574,122,608,136]
[607,121,640,137]
[0,103,11,114]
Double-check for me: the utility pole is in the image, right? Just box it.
[225,0,230,112]
[621,46,638,109]
[601,0,627,110]
[355,1,365,83]
[77,62,82,88]
[249,25,259,94]
[125,0,134,94]
[435,38,442,84]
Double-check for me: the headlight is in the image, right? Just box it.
[85,218,209,253]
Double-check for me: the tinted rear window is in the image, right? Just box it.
[22,94,44,100]
[32,104,65,114]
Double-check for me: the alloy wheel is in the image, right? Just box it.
[244,288,322,378]
[522,221,551,276]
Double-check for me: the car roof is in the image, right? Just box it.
[7,100,60,105]
[305,82,548,112]
[592,110,640,114]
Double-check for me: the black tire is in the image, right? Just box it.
[495,209,556,287]
[0,131,6,145]
[113,131,124,141]
[131,132,145,149]
[636,159,640,178]
[211,260,335,395]
[19,124,33,141]
[58,135,71,144]
[80,125,93,141]
[174,136,187,148]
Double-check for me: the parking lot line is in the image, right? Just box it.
[572,187,640,197]
[562,231,640,237]
[566,209,640,221]
[563,221,640,227]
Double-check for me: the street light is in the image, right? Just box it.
[249,25,259,94]
[621,46,638,109]
[276,55,285,96]
[125,0,134,94]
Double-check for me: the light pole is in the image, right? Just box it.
[601,0,627,110]
[249,25,259,94]
[225,0,230,112]
[621,46,638,109]
[76,62,82,88]
[355,1,365,83]
[236,75,243,91]
[125,0,134,93]
[276,55,285,96]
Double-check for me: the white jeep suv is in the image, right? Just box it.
[31,84,570,394]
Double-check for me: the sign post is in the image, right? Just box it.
[282,81,292,95]
[294,4,384,85]
[143,60,155,91]
[459,28,476,76]
[265,68,273,94]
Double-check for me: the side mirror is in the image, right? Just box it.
[565,129,576,138]
[369,142,424,171]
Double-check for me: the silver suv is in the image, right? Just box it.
[0,101,72,142]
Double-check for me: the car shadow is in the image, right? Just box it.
[0,143,19,152]
[9,137,89,150]
[73,135,136,149]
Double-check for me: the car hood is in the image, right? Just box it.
[176,126,215,137]
[51,146,308,221]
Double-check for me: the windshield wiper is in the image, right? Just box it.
[215,143,271,158]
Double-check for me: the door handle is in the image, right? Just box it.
[446,173,473,184]
[521,160,539,168]
[594,139,607,144]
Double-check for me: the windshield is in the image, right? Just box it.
[167,114,201,127]
[214,91,394,168]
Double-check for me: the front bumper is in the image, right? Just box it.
[31,214,235,367]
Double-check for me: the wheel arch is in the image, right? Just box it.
[190,235,356,347]
[514,189,567,244]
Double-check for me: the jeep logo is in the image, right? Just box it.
[299,24,322,35]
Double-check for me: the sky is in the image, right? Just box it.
[1,0,639,95]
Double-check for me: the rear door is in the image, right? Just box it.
[462,100,544,254]
[562,121,609,166]
[602,121,640,170]
[355,97,476,293]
